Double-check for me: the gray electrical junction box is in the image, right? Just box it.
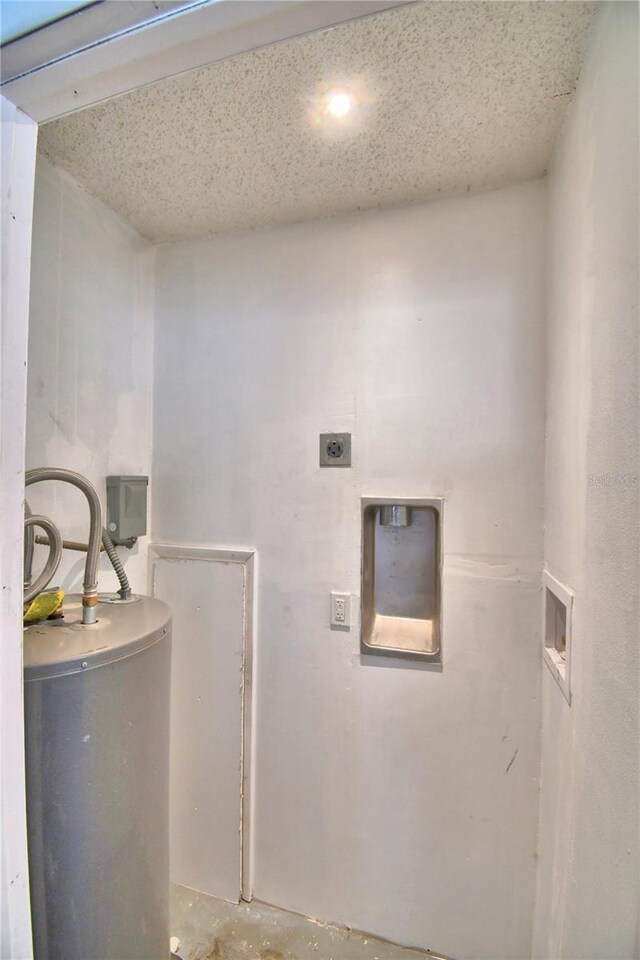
[106,475,148,544]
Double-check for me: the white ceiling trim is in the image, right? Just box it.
[1,0,410,122]
[0,1,193,84]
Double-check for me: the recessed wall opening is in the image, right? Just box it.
[542,571,573,703]
[545,588,567,656]
[361,498,442,661]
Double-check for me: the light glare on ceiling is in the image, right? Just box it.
[308,80,368,132]
[327,91,352,118]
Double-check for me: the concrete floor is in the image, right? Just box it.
[170,885,448,960]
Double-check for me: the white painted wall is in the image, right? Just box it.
[533,5,640,958]
[25,155,155,597]
[153,181,546,959]
[1,94,37,960]
[151,549,248,904]
[18,9,639,953]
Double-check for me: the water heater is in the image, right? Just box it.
[24,595,171,960]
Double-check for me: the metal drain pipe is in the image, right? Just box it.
[33,528,132,600]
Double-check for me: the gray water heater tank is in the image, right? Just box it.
[24,595,171,960]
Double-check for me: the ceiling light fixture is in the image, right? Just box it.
[309,82,367,131]
[326,91,352,119]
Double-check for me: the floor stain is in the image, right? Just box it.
[171,884,439,960]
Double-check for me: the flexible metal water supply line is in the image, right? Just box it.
[23,502,35,588]
[25,468,102,625]
[23,514,63,603]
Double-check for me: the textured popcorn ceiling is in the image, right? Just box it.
[39,1,596,243]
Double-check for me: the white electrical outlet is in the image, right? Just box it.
[330,592,351,629]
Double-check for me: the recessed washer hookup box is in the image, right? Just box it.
[361,497,443,663]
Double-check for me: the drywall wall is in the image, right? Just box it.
[533,5,640,958]
[25,154,154,597]
[151,549,248,903]
[153,180,546,959]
